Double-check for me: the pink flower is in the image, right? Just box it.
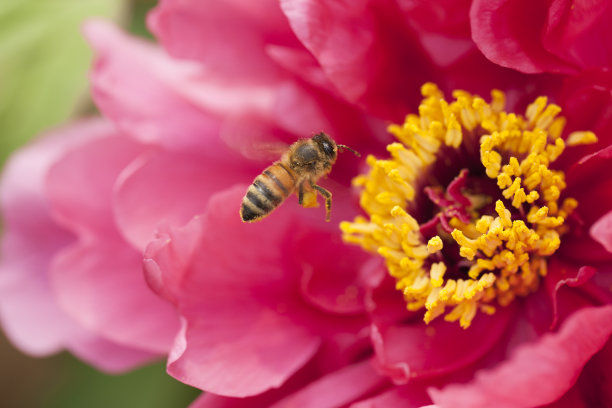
[1,0,611,407]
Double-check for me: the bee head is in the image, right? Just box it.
[312,132,337,160]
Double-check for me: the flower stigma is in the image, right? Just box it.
[341,83,597,329]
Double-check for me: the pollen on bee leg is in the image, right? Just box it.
[300,190,319,208]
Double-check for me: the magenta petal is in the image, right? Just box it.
[145,187,321,396]
[350,384,432,408]
[591,210,612,254]
[429,305,612,408]
[470,0,577,74]
[372,304,515,384]
[281,0,431,120]
[292,230,371,315]
[269,360,384,407]
[84,20,221,151]
[546,257,597,329]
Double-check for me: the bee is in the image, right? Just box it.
[240,132,359,223]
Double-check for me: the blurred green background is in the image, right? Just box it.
[0,0,200,406]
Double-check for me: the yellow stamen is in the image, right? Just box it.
[341,83,596,329]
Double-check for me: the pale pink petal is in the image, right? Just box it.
[46,133,143,238]
[148,0,294,80]
[591,210,612,254]
[42,125,179,353]
[145,187,322,396]
[67,333,158,374]
[51,241,179,353]
[429,305,612,408]
[84,20,221,150]
[0,120,110,355]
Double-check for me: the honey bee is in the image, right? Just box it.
[240,132,359,223]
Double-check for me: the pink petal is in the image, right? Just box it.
[591,210,612,254]
[67,333,158,374]
[148,0,294,80]
[84,20,221,151]
[350,384,432,408]
[371,303,515,384]
[0,119,161,371]
[50,241,179,353]
[167,301,320,397]
[144,186,322,396]
[46,132,144,238]
[269,360,385,408]
[470,0,577,74]
[0,120,108,355]
[429,305,612,408]
[292,230,373,316]
[43,123,179,353]
[281,0,432,120]
[114,147,252,249]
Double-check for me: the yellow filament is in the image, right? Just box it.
[341,83,596,329]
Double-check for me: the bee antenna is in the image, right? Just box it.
[337,144,361,157]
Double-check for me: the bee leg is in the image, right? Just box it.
[298,182,305,205]
[311,182,332,222]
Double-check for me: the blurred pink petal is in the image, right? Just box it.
[84,20,221,151]
[0,120,162,370]
[148,0,294,79]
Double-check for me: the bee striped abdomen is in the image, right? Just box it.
[240,162,296,222]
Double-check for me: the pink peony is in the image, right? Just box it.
[1,0,611,407]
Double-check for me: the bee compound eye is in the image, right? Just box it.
[322,141,334,157]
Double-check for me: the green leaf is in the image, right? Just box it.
[0,0,124,163]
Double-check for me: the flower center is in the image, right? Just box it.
[341,83,597,328]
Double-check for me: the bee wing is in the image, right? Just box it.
[221,120,290,162]
[246,141,290,162]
